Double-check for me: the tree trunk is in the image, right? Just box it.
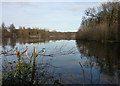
[118,2,120,41]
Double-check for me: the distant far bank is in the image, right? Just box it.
[1,23,76,40]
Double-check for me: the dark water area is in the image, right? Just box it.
[1,38,120,84]
[76,40,120,84]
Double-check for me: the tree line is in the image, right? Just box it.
[76,1,120,42]
[1,22,50,38]
[1,23,76,39]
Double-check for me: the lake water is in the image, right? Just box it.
[1,38,120,84]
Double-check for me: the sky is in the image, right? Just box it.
[1,1,108,32]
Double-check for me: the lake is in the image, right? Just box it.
[1,38,120,84]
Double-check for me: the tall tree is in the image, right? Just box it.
[9,24,15,33]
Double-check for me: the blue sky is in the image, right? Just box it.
[2,2,100,32]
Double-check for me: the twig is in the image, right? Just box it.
[79,62,86,85]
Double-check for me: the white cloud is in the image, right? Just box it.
[65,3,102,11]
[66,5,94,11]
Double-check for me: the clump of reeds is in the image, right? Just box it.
[2,46,63,85]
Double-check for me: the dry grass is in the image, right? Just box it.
[77,22,118,42]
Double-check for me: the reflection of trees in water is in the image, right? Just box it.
[76,40,120,83]
[2,38,49,49]
[9,37,16,49]
[2,37,16,49]
[2,38,9,49]
[18,38,49,44]
[2,37,73,49]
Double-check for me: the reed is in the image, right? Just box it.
[2,46,63,85]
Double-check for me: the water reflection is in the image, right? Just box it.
[2,37,74,50]
[2,37,48,49]
[1,38,120,84]
[2,37,16,49]
[76,40,120,84]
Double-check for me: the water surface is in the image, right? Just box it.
[1,38,120,84]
